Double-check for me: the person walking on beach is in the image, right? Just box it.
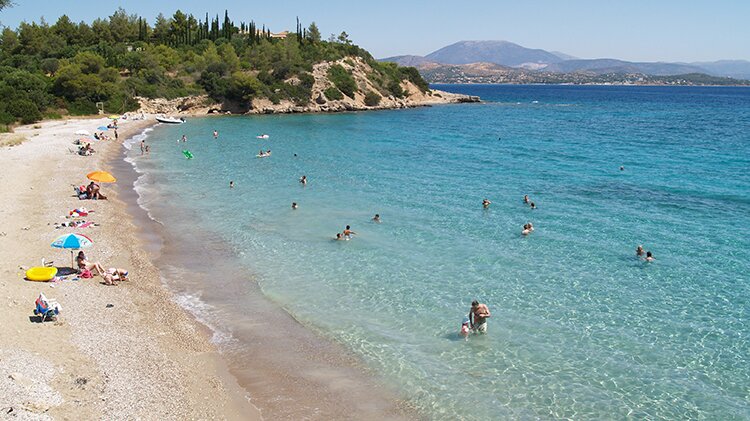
[469,300,491,333]
[114,129,118,141]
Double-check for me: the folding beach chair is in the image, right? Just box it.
[33,293,61,322]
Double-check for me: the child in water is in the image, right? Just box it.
[460,315,471,340]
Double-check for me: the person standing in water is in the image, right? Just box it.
[300,175,307,185]
[524,195,530,204]
[636,245,644,257]
[483,198,491,208]
[372,214,381,223]
[229,181,234,188]
[469,300,491,333]
[140,139,146,155]
[213,130,219,139]
[181,134,187,143]
[343,225,356,239]
[292,202,298,209]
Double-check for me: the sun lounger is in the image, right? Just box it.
[33,293,61,322]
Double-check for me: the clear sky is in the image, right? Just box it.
[1,0,748,62]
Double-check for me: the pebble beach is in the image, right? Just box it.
[0,117,260,420]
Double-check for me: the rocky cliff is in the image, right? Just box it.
[137,56,478,116]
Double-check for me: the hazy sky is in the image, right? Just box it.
[1,0,749,62]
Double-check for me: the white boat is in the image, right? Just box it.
[156,116,186,124]
[256,134,269,139]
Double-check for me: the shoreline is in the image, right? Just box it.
[0,116,261,419]
[119,121,422,419]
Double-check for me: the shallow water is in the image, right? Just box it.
[126,85,750,420]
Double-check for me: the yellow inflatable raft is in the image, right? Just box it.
[25,267,58,282]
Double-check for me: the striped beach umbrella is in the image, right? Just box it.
[51,233,93,268]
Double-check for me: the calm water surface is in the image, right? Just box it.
[126,85,750,420]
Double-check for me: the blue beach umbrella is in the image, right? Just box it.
[51,233,93,268]
[97,126,109,131]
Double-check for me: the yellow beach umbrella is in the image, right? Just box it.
[86,171,117,183]
[108,115,120,119]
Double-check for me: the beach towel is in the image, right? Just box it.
[80,269,93,278]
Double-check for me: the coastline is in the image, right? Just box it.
[0,117,260,419]
[0,114,422,420]
[118,120,422,419]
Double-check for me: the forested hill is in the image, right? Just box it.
[0,8,430,129]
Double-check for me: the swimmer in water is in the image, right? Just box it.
[524,195,529,204]
[300,175,307,185]
[229,181,234,188]
[522,222,534,236]
[636,245,644,257]
[483,198,491,208]
[181,134,187,143]
[645,251,655,262]
[620,166,625,171]
[343,225,356,239]
[372,214,381,223]
[213,130,218,138]
[530,202,536,209]
[292,202,298,209]
[335,233,346,241]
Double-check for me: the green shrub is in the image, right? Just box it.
[327,64,357,98]
[388,80,404,98]
[324,86,343,101]
[7,99,42,124]
[364,90,381,106]
[399,66,429,92]
[67,98,98,115]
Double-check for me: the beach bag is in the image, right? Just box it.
[80,269,93,279]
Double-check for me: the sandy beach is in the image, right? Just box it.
[0,117,260,420]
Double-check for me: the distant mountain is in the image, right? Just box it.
[690,60,750,80]
[543,59,707,76]
[550,51,578,61]
[379,40,750,82]
[424,40,564,67]
[378,55,435,67]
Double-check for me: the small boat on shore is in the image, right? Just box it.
[156,116,186,124]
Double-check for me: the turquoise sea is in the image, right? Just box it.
[125,85,750,420]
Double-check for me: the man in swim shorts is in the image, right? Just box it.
[470,300,491,333]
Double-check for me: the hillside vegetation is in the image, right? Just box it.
[0,8,429,130]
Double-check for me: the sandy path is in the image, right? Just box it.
[0,117,261,420]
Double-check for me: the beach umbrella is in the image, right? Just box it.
[75,130,91,136]
[97,126,109,131]
[51,233,93,268]
[108,115,120,119]
[86,171,117,183]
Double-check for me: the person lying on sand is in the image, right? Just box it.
[103,268,129,285]
[77,251,105,276]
